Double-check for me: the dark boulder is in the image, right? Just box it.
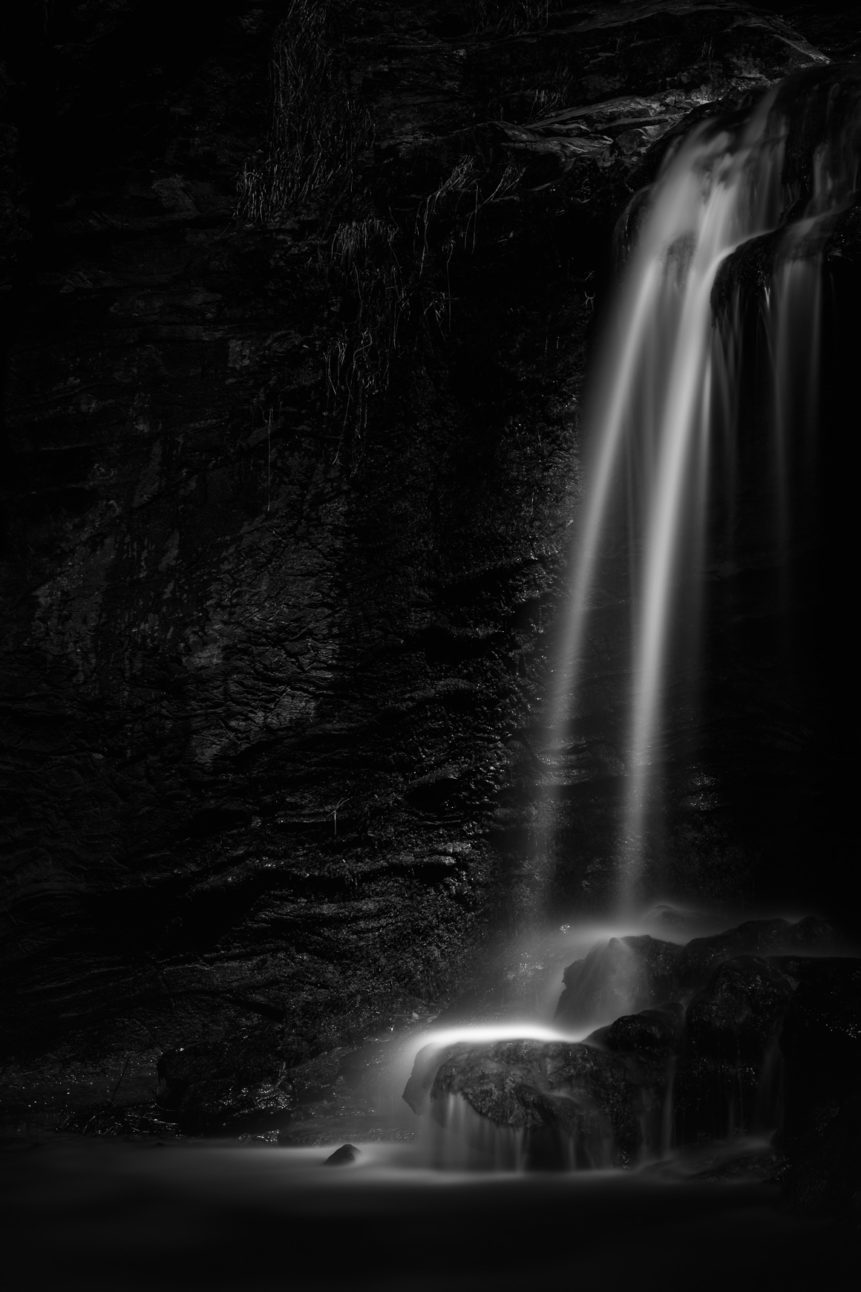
[780,958,861,1115]
[685,956,796,1060]
[674,956,796,1142]
[555,918,839,1034]
[586,1005,683,1156]
[405,944,860,1177]
[324,1143,361,1166]
[676,916,836,989]
[555,935,683,1030]
[588,1004,684,1058]
[779,957,861,1213]
[781,1094,861,1218]
[426,1038,669,1168]
[402,1041,450,1116]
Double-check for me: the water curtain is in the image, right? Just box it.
[542,72,861,912]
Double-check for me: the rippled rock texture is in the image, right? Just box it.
[0,2,856,1130]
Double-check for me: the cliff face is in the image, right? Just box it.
[0,2,852,1129]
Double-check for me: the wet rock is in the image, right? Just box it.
[674,956,796,1142]
[780,958,861,1123]
[57,1103,179,1138]
[775,956,858,1126]
[427,1038,667,1167]
[556,937,811,1152]
[661,1138,785,1184]
[407,941,861,1174]
[781,1093,861,1217]
[156,1036,294,1136]
[586,1005,683,1154]
[324,1143,360,1166]
[555,935,683,1029]
[557,918,840,1035]
[588,1004,684,1057]
[685,956,796,1059]
[778,958,861,1213]
[237,1133,278,1148]
[676,917,837,988]
[402,1042,446,1116]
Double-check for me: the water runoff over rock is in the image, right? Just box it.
[379,68,861,1176]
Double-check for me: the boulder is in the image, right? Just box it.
[685,956,796,1060]
[775,958,861,1214]
[674,956,796,1142]
[426,1038,669,1168]
[324,1143,361,1166]
[405,945,861,1176]
[555,917,838,1031]
[555,935,683,1029]
[588,1004,684,1058]
[781,1094,861,1217]
[402,1041,450,1116]
[676,916,836,988]
[779,957,861,1144]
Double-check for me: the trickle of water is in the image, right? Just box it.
[754,1037,785,1132]
[420,1094,530,1171]
[660,1056,677,1157]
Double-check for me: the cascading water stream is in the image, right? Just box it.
[393,69,861,1176]
[539,71,860,913]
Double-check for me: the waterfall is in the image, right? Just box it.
[542,68,860,913]
[399,68,859,1178]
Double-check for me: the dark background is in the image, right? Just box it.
[1,0,858,1134]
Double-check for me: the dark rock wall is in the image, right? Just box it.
[0,2,853,1120]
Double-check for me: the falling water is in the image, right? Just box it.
[397,68,861,1178]
[542,70,861,913]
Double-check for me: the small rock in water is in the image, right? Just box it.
[324,1143,360,1166]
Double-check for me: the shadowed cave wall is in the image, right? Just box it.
[1,0,857,1131]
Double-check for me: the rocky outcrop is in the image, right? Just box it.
[588,1003,683,1056]
[778,959,861,1215]
[0,2,851,1130]
[408,918,861,1206]
[555,934,683,1028]
[427,1036,667,1168]
[672,957,794,1141]
[555,916,834,1029]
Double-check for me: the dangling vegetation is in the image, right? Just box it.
[235,0,371,222]
[235,3,531,467]
[322,156,527,466]
[324,219,408,455]
[467,0,568,35]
